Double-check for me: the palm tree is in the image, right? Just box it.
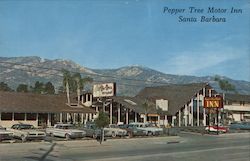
[72,73,93,106]
[62,69,71,105]
[142,100,152,123]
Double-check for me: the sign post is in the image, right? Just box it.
[204,96,223,135]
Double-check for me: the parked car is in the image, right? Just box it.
[9,124,46,142]
[0,126,13,141]
[229,122,250,130]
[205,125,228,133]
[46,124,86,140]
[129,122,163,136]
[118,124,147,137]
[81,123,110,139]
[104,124,127,138]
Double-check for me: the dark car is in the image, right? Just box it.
[229,122,250,130]
[82,123,110,139]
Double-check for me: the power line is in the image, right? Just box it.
[0,61,171,86]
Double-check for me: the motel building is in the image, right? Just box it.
[81,83,223,127]
[1,82,239,129]
[0,91,96,128]
[223,93,250,123]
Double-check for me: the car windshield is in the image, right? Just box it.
[20,124,34,129]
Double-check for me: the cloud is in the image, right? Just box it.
[164,42,248,76]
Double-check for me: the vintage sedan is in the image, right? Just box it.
[81,123,110,139]
[9,124,46,142]
[118,124,147,137]
[229,122,250,130]
[205,125,228,133]
[129,122,163,136]
[46,124,86,140]
[0,126,13,141]
[104,124,127,138]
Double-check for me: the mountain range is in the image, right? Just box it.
[0,56,249,96]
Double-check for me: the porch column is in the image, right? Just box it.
[89,113,92,122]
[81,95,84,104]
[60,113,63,123]
[66,113,70,123]
[73,113,76,124]
[191,99,194,126]
[36,113,39,126]
[134,112,138,123]
[0,112,1,121]
[85,113,88,124]
[81,113,84,124]
[12,112,14,121]
[178,110,181,127]
[24,113,27,121]
[203,88,206,126]
[172,116,176,127]
[118,104,121,123]
[110,102,113,124]
[158,115,160,126]
[86,94,88,102]
[197,93,200,126]
[126,109,129,124]
[47,113,51,127]
[184,105,188,126]
[164,115,168,126]
[209,89,212,125]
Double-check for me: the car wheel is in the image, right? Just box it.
[127,132,133,138]
[111,132,116,138]
[21,135,26,142]
[147,131,152,136]
[65,134,70,140]
[92,133,97,139]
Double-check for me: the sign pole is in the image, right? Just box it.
[217,107,219,135]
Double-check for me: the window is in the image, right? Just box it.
[26,113,37,120]
[240,101,245,106]
[1,113,13,120]
[14,113,25,120]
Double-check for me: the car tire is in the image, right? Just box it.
[65,134,70,140]
[111,132,116,138]
[21,135,26,142]
[147,131,152,136]
[128,132,133,138]
[92,133,97,139]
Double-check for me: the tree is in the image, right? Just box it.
[95,112,109,144]
[141,100,153,123]
[32,81,45,94]
[45,82,55,94]
[72,73,93,106]
[62,69,72,105]
[16,84,28,93]
[218,80,235,92]
[0,82,13,91]
[214,76,235,92]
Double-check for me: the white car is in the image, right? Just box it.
[129,122,163,136]
[46,124,86,140]
[9,124,46,142]
[104,124,127,138]
[0,126,13,141]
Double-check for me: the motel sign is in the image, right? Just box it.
[204,97,223,108]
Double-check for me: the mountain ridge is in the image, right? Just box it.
[0,56,249,96]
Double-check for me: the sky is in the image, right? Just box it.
[0,0,249,81]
